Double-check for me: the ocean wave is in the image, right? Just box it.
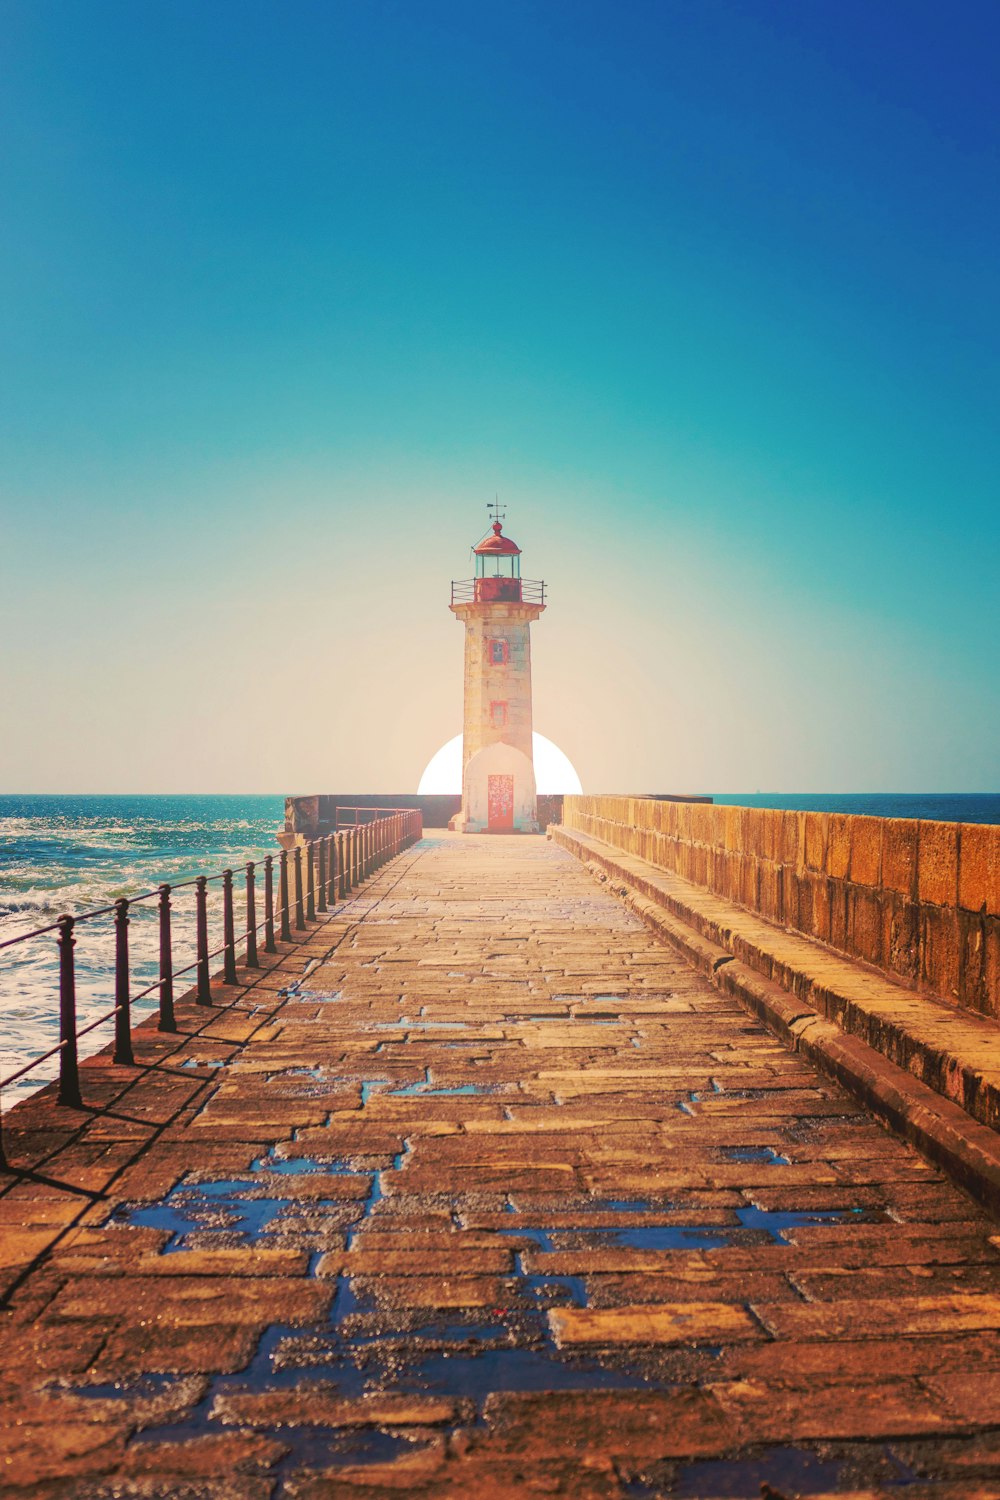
[0,899,59,918]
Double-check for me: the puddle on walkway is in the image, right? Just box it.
[622,1441,920,1496]
[722,1146,791,1166]
[388,1066,491,1097]
[495,1199,868,1252]
[251,1150,355,1176]
[372,1020,468,1030]
[112,1151,369,1249]
[113,1179,294,1248]
[391,1082,486,1096]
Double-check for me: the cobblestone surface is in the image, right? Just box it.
[1,832,999,1497]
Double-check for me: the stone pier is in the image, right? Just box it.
[1,832,999,1497]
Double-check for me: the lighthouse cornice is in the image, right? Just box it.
[450,600,545,624]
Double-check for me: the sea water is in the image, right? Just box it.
[0,795,283,1106]
[1,792,996,1107]
[714,792,1000,824]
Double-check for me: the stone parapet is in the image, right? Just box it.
[560,797,1000,1020]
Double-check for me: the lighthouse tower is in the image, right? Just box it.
[450,509,546,833]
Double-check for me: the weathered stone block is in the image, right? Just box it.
[957,911,988,1018]
[919,905,961,1003]
[756,808,778,863]
[848,886,884,967]
[690,803,714,844]
[849,818,882,887]
[883,893,919,984]
[758,862,781,922]
[803,812,829,873]
[813,874,832,942]
[918,820,958,908]
[739,854,759,910]
[980,915,1000,1022]
[780,811,801,869]
[958,822,1000,915]
[828,815,851,880]
[882,819,918,898]
[828,880,849,952]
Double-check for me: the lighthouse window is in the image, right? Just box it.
[490,700,508,728]
[489,638,509,665]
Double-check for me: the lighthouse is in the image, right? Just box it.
[450,508,546,832]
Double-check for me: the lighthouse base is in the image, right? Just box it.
[457,741,538,834]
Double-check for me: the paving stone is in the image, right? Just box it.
[549,1301,764,1346]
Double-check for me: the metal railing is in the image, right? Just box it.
[450,578,546,606]
[0,808,423,1166]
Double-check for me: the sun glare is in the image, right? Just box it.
[418,734,583,795]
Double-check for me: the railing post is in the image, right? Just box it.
[245,861,259,968]
[195,876,212,1004]
[317,837,327,913]
[158,884,176,1032]
[279,849,292,942]
[343,830,352,893]
[337,832,346,898]
[306,842,316,921]
[294,846,306,930]
[327,836,336,905]
[113,897,134,1065]
[264,854,276,953]
[57,915,82,1107]
[222,869,238,984]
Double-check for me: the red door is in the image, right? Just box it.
[488,775,515,832]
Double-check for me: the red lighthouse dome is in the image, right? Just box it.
[472,522,522,602]
[475,521,521,556]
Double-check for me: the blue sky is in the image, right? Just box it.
[1,0,997,792]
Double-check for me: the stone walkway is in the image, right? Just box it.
[2,832,1000,1498]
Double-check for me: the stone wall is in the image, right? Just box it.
[285,795,461,836]
[560,796,1000,1020]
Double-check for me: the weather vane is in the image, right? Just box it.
[487,494,506,528]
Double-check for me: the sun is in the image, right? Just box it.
[418,733,582,795]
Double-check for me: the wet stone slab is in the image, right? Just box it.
[1,830,999,1495]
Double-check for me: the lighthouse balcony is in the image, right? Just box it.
[451,577,546,606]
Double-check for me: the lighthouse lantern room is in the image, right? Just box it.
[450,509,546,832]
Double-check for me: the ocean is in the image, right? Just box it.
[0,795,283,1109]
[0,792,997,1108]
[712,792,1000,823]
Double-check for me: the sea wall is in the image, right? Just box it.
[283,793,566,834]
[560,796,1000,1020]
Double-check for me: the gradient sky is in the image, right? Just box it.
[1,0,997,794]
